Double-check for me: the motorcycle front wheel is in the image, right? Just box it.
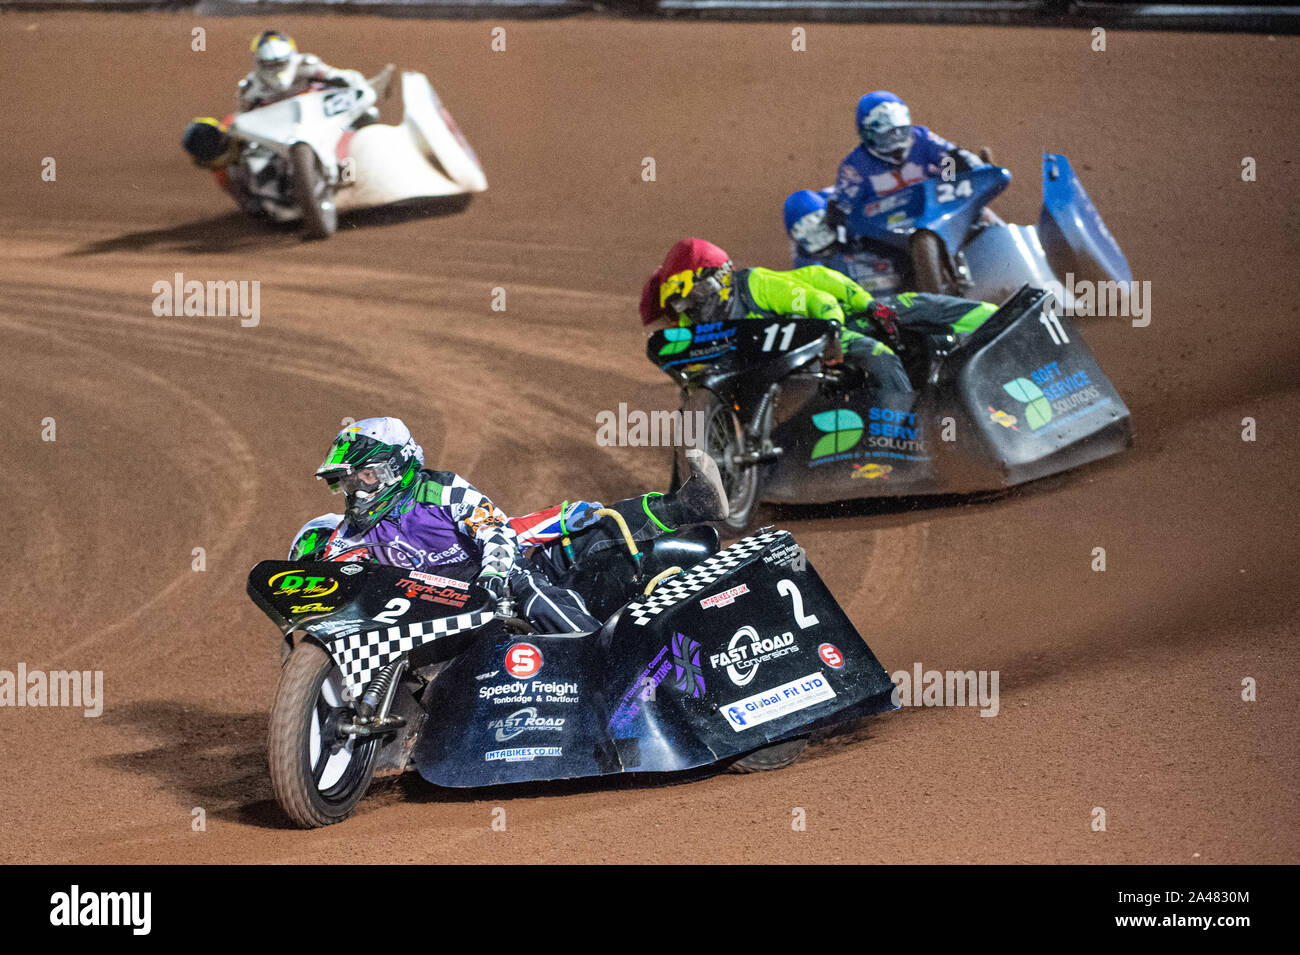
[289,142,338,240]
[680,389,763,534]
[268,640,379,828]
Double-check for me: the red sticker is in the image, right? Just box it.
[818,643,845,669]
[505,643,543,679]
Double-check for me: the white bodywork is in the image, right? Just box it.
[224,70,486,224]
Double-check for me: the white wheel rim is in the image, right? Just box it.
[309,669,356,792]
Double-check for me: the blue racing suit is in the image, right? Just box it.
[829,125,983,221]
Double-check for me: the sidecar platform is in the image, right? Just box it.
[411,529,897,788]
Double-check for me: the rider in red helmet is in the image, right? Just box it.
[640,237,998,392]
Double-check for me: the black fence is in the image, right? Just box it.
[4,0,1297,32]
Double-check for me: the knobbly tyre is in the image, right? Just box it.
[790,153,1131,307]
[198,68,486,239]
[248,516,896,828]
[648,286,1132,531]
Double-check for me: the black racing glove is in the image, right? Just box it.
[863,300,903,354]
[949,147,985,173]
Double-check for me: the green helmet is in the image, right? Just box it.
[315,417,424,532]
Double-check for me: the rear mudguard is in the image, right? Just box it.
[412,529,897,787]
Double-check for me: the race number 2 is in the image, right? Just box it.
[374,598,410,623]
[777,579,819,629]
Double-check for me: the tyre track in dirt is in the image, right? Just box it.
[1,13,1296,864]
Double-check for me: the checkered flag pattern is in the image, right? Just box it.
[326,608,494,699]
[626,530,786,627]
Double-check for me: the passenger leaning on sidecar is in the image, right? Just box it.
[639,237,997,391]
[287,417,729,635]
[180,30,375,173]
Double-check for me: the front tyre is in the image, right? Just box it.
[268,640,378,828]
[681,389,762,534]
[289,142,337,240]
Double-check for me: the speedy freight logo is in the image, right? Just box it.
[810,409,863,459]
[1000,361,1105,432]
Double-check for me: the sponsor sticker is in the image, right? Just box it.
[407,570,469,590]
[489,707,566,742]
[700,584,750,609]
[485,746,562,763]
[710,626,799,687]
[339,564,363,576]
[268,571,337,598]
[505,643,543,679]
[722,672,836,732]
[478,680,578,705]
[289,602,335,614]
[818,643,845,669]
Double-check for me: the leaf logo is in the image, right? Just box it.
[1001,378,1052,430]
[811,409,863,459]
[658,327,692,356]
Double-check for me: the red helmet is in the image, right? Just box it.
[639,238,733,326]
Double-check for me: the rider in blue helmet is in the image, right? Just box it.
[825,91,988,232]
[783,188,837,256]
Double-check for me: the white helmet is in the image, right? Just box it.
[252,30,301,93]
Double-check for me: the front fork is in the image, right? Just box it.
[739,383,783,466]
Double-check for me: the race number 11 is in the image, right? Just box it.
[761,322,797,352]
[1040,308,1070,345]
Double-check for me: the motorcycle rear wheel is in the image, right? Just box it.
[289,142,338,240]
[268,640,379,828]
[910,230,957,296]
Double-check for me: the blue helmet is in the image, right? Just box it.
[856,90,913,165]
[782,189,836,254]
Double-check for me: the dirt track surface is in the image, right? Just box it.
[1,12,1296,864]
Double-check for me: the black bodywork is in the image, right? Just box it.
[247,527,897,788]
[646,286,1132,504]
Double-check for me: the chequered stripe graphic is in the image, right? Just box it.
[626,530,785,627]
[327,609,493,698]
